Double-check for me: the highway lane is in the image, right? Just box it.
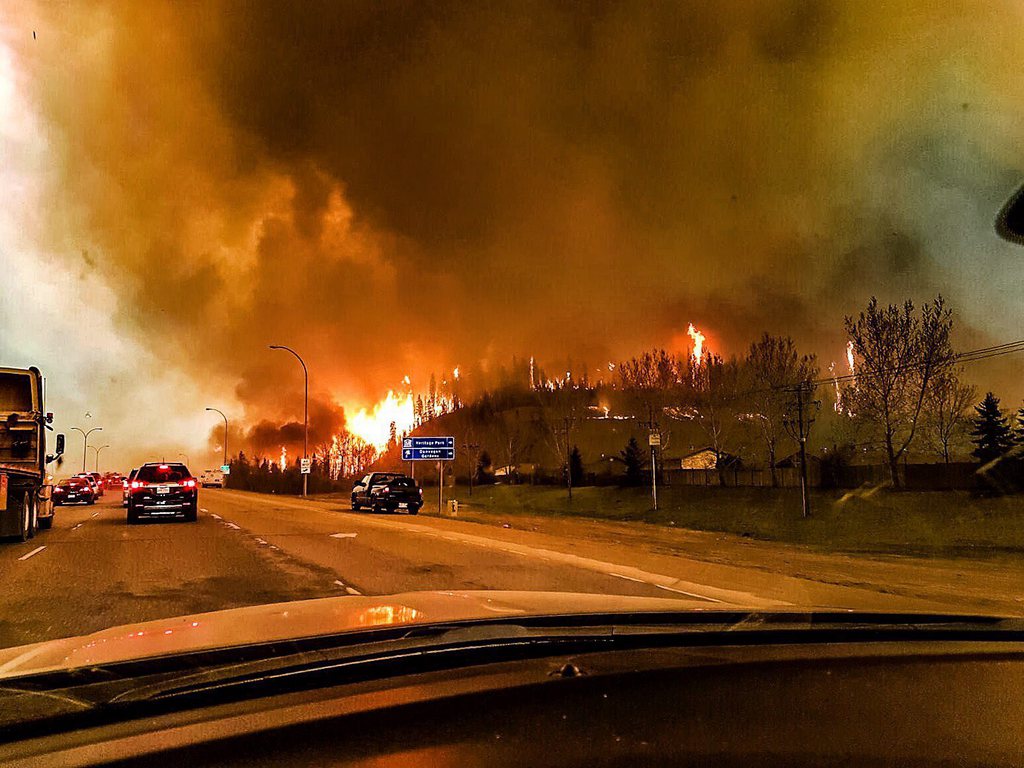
[0,489,720,649]
[0,487,993,650]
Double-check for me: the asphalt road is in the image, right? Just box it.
[0,488,1020,649]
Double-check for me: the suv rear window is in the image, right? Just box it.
[136,464,190,483]
[389,477,416,488]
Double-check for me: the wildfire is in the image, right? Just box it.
[846,340,856,375]
[279,445,287,469]
[829,361,843,413]
[347,390,416,451]
[453,366,460,380]
[687,323,706,366]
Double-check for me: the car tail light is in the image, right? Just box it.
[54,487,64,494]
[183,479,196,488]
[130,481,142,489]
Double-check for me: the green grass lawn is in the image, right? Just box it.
[449,483,1024,557]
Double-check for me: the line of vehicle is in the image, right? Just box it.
[18,546,46,562]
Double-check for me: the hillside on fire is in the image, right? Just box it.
[225,295,1024,495]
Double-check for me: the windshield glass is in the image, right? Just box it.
[0,374,32,412]
[135,465,189,483]
[4,1,1024,665]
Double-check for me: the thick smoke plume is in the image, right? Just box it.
[11,0,1024,444]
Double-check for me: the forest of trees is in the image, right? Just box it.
[229,295,1024,494]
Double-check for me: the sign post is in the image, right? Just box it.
[648,431,661,511]
[300,458,311,475]
[402,437,455,514]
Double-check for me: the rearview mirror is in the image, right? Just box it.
[997,183,1024,244]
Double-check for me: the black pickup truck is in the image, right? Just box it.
[366,475,423,514]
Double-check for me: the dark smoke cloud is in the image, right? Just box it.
[17,0,1024,435]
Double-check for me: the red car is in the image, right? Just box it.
[52,478,95,506]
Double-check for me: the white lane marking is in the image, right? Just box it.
[18,546,46,562]
[210,513,222,520]
[223,492,788,608]
[255,537,268,545]
[333,580,346,588]
[269,545,279,550]
[71,523,83,531]
[90,512,98,518]
[200,508,209,513]
[330,532,357,539]
[656,583,725,602]
[224,522,240,530]
[609,572,646,584]
[345,587,362,596]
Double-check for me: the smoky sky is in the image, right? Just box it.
[12,0,1024,446]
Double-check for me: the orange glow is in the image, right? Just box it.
[347,390,415,451]
[355,604,425,626]
[846,340,856,375]
[279,445,287,469]
[453,366,460,380]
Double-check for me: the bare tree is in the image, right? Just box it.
[682,353,744,485]
[923,367,975,464]
[746,334,818,486]
[618,348,680,422]
[843,296,954,487]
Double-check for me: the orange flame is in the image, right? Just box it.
[453,366,460,380]
[347,390,415,451]
[279,445,287,469]
[687,323,706,365]
[846,341,855,376]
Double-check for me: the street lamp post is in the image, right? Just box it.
[90,444,110,473]
[71,426,102,473]
[205,407,229,468]
[178,453,190,466]
[269,345,309,497]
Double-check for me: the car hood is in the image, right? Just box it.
[0,590,727,679]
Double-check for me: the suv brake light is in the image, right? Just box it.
[183,479,196,488]
[130,480,142,489]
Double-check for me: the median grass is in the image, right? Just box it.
[448,483,1024,558]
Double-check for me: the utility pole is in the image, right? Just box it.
[463,441,480,496]
[564,416,572,500]
[438,460,444,514]
[639,406,660,511]
[784,383,818,519]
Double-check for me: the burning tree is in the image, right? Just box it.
[843,296,954,487]
[684,352,745,484]
[746,334,818,487]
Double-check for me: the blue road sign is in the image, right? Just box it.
[402,436,455,461]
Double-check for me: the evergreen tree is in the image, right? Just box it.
[569,445,585,487]
[620,437,645,486]
[475,450,493,484]
[971,392,1012,463]
[1014,406,1024,445]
